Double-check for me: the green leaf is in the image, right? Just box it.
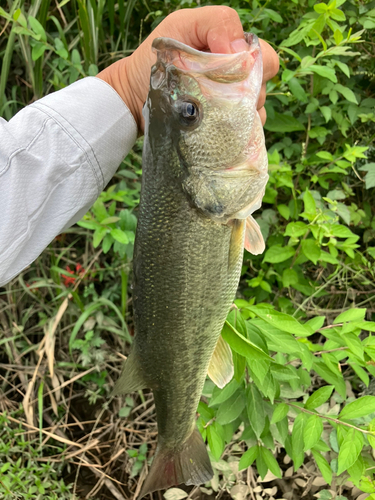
[207,423,225,461]
[260,447,282,478]
[247,384,265,438]
[93,226,107,248]
[288,77,308,102]
[238,446,259,471]
[302,239,320,265]
[209,379,240,407]
[216,391,246,425]
[110,228,129,244]
[263,245,295,263]
[337,428,363,475]
[304,414,323,451]
[221,320,271,361]
[101,216,120,225]
[247,306,313,337]
[285,221,309,238]
[277,204,290,220]
[334,83,358,104]
[334,28,343,45]
[264,112,305,132]
[28,15,47,42]
[271,403,289,424]
[305,386,334,410]
[320,106,332,123]
[334,308,366,324]
[309,65,337,83]
[359,163,375,189]
[292,413,306,470]
[339,396,375,420]
[282,268,298,287]
[264,8,283,22]
[31,42,47,61]
[330,8,346,21]
[303,190,316,215]
[314,3,327,13]
[312,450,332,484]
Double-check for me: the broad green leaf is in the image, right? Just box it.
[342,333,364,360]
[309,65,337,83]
[320,106,332,123]
[28,15,47,42]
[247,384,265,438]
[260,447,282,478]
[93,226,107,248]
[271,403,289,424]
[304,414,323,451]
[263,245,295,263]
[247,306,313,337]
[285,221,309,238]
[110,228,129,244]
[305,386,334,410]
[347,455,365,484]
[302,239,320,265]
[207,423,225,461]
[334,28,343,45]
[288,77,308,102]
[282,268,298,287]
[312,450,332,484]
[32,42,47,61]
[216,391,246,425]
[305,316,326,332]
[337,428,363,475]
[339,396,375,420]
[238,446,259,471]
[334,308,366,324]
[101,216,120,225]
[313,359,346,399]
[334,83,358,104]
[264,112,305,132]
[209,379,240,407]
[292,412,306,470]
[303,190,316,215]
[221,321,271,361]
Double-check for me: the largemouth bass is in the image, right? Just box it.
[113,33,268,497]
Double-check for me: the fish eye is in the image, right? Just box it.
[182,102,197,119]
[177,100,201,127]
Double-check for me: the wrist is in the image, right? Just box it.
[96,56,143,134]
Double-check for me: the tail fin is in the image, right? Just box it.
[139,427,213,498]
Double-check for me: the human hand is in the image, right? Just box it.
[97,6,279,133]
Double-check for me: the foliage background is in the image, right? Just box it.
[0,0,375,499]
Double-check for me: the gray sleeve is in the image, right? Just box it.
[0,76,138,286]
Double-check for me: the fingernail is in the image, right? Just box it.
[230,38,248,53]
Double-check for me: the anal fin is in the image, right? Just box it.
[244,215,265,255]
[112,349,147,396]
[208,335,234,388]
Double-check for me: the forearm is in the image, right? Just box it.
[0,77,137,286]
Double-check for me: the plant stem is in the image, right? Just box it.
[287,402,375,436]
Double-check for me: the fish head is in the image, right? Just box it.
[148,34,269,223]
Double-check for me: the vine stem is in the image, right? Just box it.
[287,402,375,436]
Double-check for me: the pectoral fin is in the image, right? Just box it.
[207,335,234,389]
[244,215,265,255]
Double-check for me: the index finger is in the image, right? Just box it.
[259,39,279,83]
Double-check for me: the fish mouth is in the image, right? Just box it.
[152,33,261,84]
